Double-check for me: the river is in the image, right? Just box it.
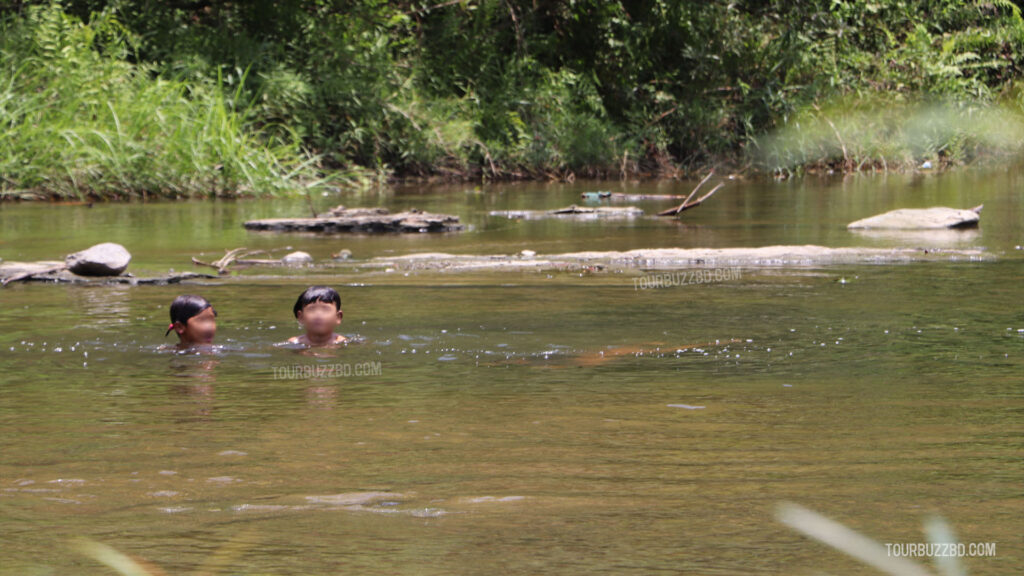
[1,170,1021,574]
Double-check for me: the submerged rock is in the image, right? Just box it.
[281,251,314,265]
[65,242,131,276]
[847,205,982,230]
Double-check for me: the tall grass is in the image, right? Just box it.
[0,2,347,200]
[751,97,1024,175]
[7,1,1024,189]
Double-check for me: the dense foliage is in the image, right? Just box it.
[4,0,1024,197]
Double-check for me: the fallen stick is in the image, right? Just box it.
[192,247,269,274]
[214,247,251,270]
[234,258,285,266]
[191,246,301,273]
[682,171,714,206]
[658,182,724,216]
[191,255,233,272]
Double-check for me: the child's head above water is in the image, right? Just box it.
[166,294,216,346]
[291,286,346,346]
[293,286,341,319]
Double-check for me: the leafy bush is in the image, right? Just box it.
[5,0,1024,193]
[0,1,334,199]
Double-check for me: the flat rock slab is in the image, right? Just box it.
[847,206,981,230]
[369,245,988,272]
[563,246,987,267]
[490,206,644,220]
[0,261,214,285]
[0,261,66,278]
[244,206,463,233]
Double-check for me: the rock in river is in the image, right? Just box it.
[281,251,314,265]
[65,243,131,276]
[243,206,464,233]
[847,205,982,230]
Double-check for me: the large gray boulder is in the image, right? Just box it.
[847,205,982,230]
[65,243,131,276]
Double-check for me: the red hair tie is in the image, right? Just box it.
[165,322,175,337]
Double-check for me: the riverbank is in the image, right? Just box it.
[4,2,1024,200]
[6,1,1024,199]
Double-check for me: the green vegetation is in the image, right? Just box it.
[4,1,1024,198]
[0,3,349,199]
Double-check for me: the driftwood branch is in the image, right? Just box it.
[191,257,225,274]
[235,259,285,266]
[192,247,265,274]
[683,171,714,206]
[191,248,294,274]
[658,182,725,216]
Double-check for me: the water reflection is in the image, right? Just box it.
[849,227,981,247]
[68,284,134,328]
[166,355,218,420]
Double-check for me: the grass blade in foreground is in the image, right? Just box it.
[776,502,935,576]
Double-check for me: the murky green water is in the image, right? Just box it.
[1,171,1022,575]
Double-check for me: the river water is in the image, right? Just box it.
[1,170,1021,575]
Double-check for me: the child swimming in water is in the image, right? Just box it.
[288,286,347,347]
[165,294,217,349]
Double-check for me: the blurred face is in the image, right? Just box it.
[297,301,342,336]
[175,307,217,345]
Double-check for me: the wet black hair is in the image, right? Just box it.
[293,286,341,318]
[166,294,216,336]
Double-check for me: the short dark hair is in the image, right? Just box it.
[167,294,215,335]
[293,286,341,318]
